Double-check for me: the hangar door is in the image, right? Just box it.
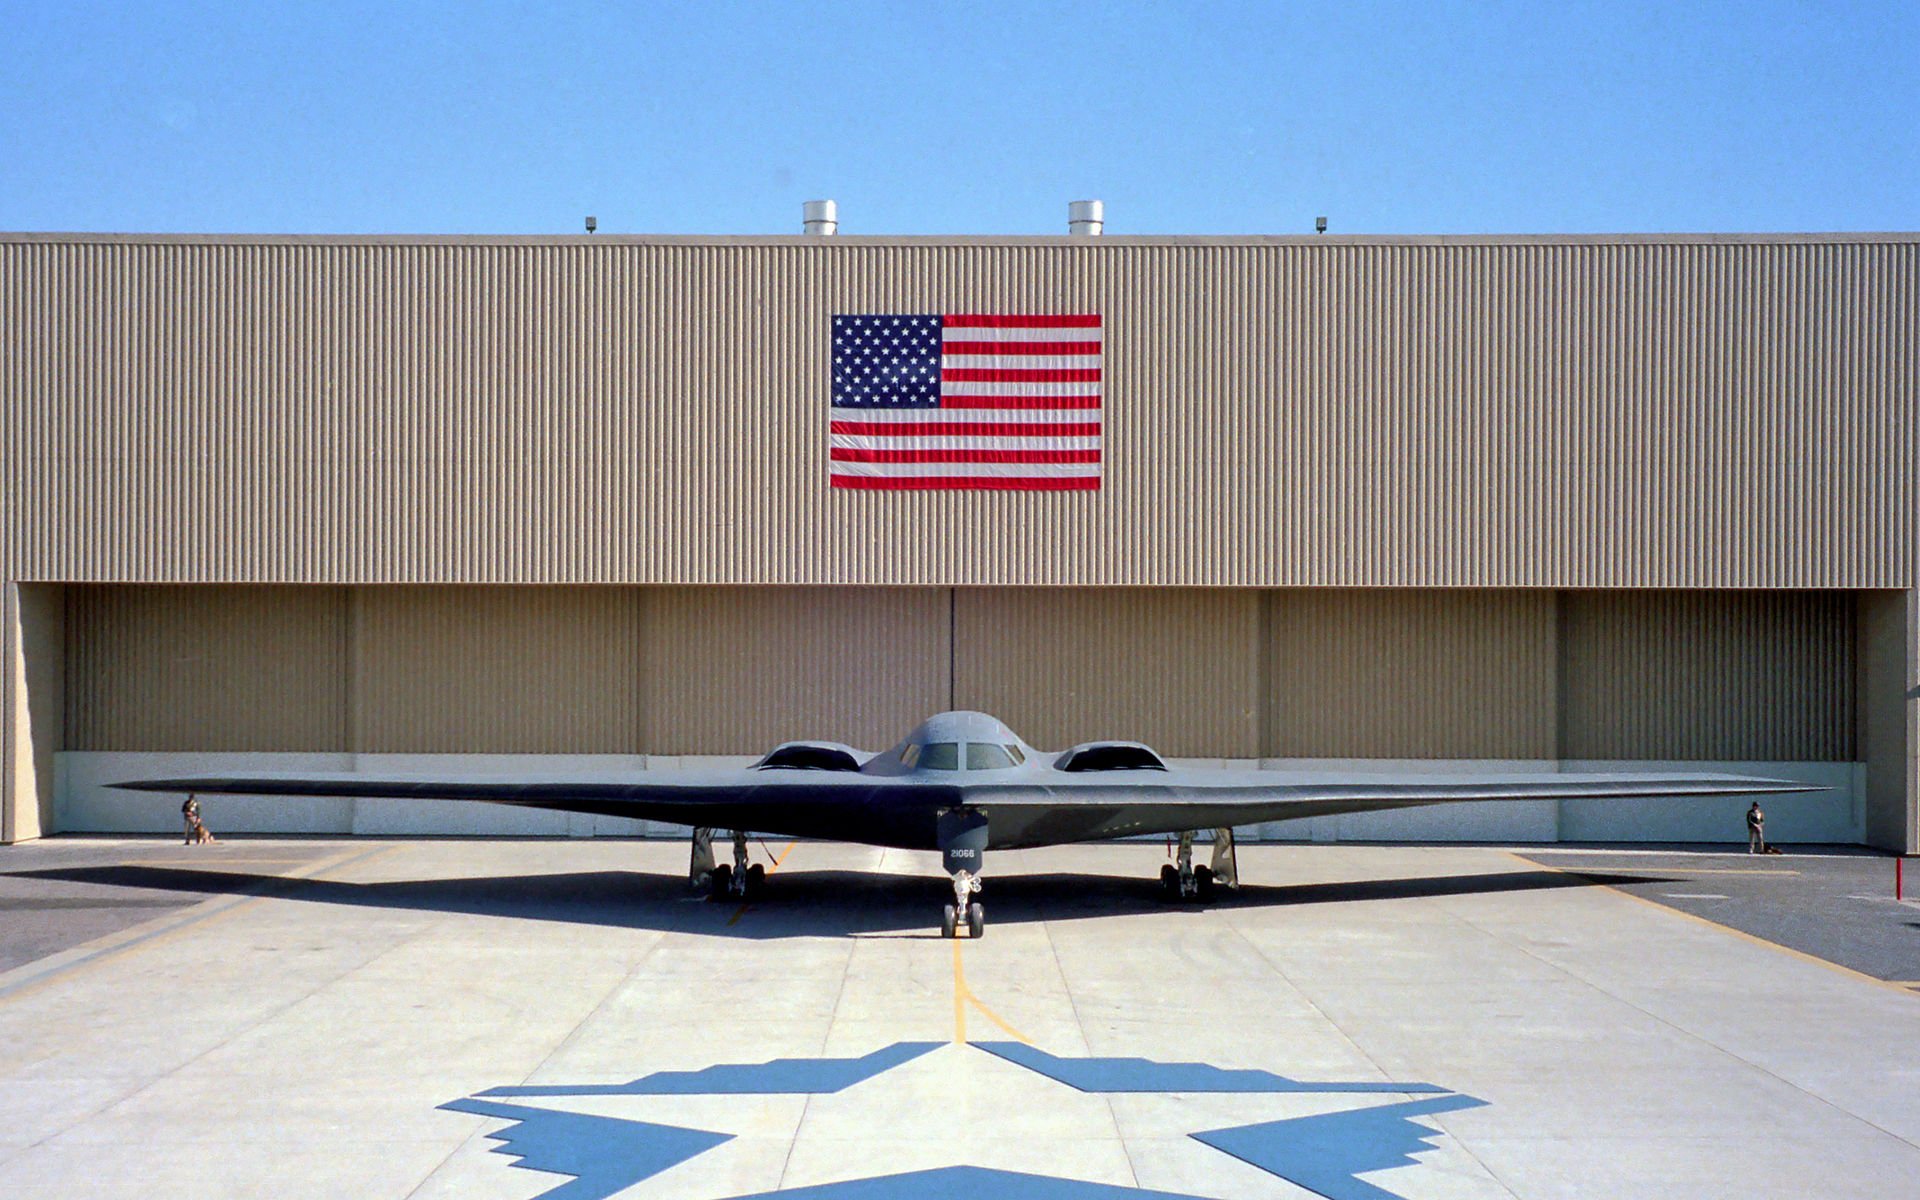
[62,584,1855,762]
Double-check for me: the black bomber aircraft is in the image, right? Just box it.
[115,710,1819,938]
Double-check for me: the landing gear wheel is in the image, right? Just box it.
[1195,865,1216,902]
[1160,863,1180,898]
[708,863,733,901]
[966,901,985,938]
[942,904,959,938]
[746,862,766,899]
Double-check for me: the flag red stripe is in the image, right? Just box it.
[942,314,1102,328]
[831,448,1102,464]
[941,341,1102,356]
[942,367,1102,383]
[831,475,1101,490]
[831,420,1101,437]
[941,394,1102,410]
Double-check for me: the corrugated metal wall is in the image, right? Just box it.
[59,584,1861,761]
[65,585,349,751]
[4,235,1912,589]
[1266,590,1558,758]
[1559,590,1856,760]
[354,586,642,753]
[954,589,1262,756]
[639,586,948,753]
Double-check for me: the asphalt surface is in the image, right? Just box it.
[2,837,1912,989]
[1516,844,1920,988]
[0,837,345,975]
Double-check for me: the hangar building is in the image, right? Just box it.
[2,217,1915,849]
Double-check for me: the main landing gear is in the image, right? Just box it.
[1160,828,1239,902]
[691,827,766,902]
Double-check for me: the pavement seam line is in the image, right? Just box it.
[0,843,398,1005]
[1220,873,1526,1200]
[406,853,683,1200]
[1502,851,1914,997]
[3,843,412,1164]
[1481,854,1920,1154]
[1025,860,1143,1191]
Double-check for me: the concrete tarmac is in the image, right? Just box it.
[0,838,1916,1199]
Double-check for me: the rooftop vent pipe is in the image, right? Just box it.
[1068,200,1104,236]
[803,200,838,235]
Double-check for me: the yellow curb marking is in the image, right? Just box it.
[1509,852,1915,998]
[726,842,797,927]
[120,858,318,866]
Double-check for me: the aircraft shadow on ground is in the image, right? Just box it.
[0,860,1675,940]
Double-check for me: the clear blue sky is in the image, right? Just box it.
[4,0,1914,236]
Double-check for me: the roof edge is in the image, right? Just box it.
[2,231,1917,248]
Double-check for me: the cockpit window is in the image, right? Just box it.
[1006,744,1025,765]
[918,742,961,771]
[965,743,1018,770]
[899,743,920,768]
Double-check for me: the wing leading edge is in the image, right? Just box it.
[112,764,1822,850]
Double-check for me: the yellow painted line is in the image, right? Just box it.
[726,842,797,927]
[952,938,968,1043]
[0,844,403,1007]
[1508,852,1915,998]
[949,936,1033,1046]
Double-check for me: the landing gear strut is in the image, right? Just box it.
[942,870,984,939]
[937,807,990,938]
[1160,828,1237,902]
[697,828,765,902]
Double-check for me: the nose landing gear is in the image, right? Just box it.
[938,807,990,938]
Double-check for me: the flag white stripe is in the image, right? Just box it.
[831,406,1099,425]
[939,354,1102,370]
[940,327,1101,343]
[831,434,1102,452]
[935,381,1102,398]
[830,460,1103,478]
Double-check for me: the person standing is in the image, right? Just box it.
[182,795,201,845]
[1746,801,1765,854]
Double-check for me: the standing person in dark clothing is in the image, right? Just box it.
[1746,801,1765,854]
[182,795,213,844]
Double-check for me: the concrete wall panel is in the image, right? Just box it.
[1858,589,1918,852]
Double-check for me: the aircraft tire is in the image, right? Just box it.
[941,904,958,938]
[967,902,985,939]
[1159,864,1179,898]
[746,862,767,898]
[709,864,733,901]
[1194,865,1215,902]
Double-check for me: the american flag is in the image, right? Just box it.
[830,313,1102,490]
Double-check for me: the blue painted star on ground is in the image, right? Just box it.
[443,1042,1489,1200]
